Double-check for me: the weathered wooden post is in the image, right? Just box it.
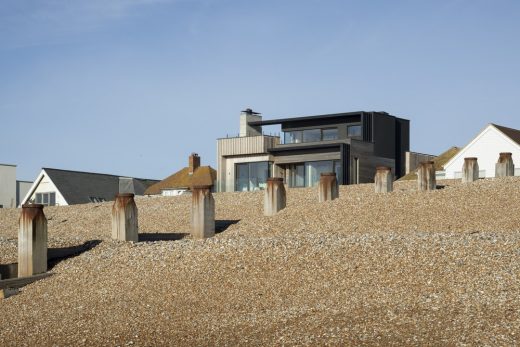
[111,193,138,242]
[417,161,436,191]
[375,167,393,193]
[318,172,339,202]
[495,152,515,177]
[462,157,479,183]
[18,204,47,277]
[191,185,215,239]
[264,177,286,216]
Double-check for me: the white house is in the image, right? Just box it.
[442,124,520,179]
[22,168,158,206]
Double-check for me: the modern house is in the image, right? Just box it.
[21,168,159,206]
[442,123,520,179]
[0,163,32,208]
[144,153,217,196]
[217,109,410,192]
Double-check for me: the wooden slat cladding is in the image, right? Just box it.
[218,136,279,157]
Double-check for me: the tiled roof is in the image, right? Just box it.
[144,166,216,195]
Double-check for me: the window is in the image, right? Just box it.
[284,131,303,144]
[302,129,321,143]
[288,160,342,187]
[284,128,339,144]
[347,125,362,137]
[89,197,106,203]
[322,128,338,141]
[235,161,271,191]
[35,192,56,206]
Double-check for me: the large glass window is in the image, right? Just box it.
[284,128,339,144]
[284,131,303,144]
[235,161,271,191]
[302,129,321,143]
[347,125,362,137]
[322,128,338,141]
[288,160,342,187]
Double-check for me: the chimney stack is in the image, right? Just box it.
[239,108,262,137]
[189,153,200,175]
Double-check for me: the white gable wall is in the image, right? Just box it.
[22,170,68,206]
[444,126,520,179]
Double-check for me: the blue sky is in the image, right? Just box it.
[1,0,520,181]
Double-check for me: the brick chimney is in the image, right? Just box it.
[189,153,200,175]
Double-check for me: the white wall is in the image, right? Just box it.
[444,126,520,179]
[24,170,68,206]
[0,164,16,208]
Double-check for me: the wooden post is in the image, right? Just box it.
[495,152,515,177]
[417,161,436,191]
[375,167,393,193]
[191,185,215,239]
[18,204,47,277]
[264,178,286,216]
[318,172,339,202]
[462,157,479,183]
[111,193,138,242]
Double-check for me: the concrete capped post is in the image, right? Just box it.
[375,167,393,193]
[462,157,479,183]
[495,152,515,177]
[111,193,138,242]
[264,177,286,216]
[18,204,47,277]
[191,185,215,239]
[417,161,436,191]
[318,172,339,202]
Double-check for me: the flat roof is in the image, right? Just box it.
[0,163,17,167]
[247,111,398,126]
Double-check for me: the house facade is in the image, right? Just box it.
[22,168,158,206]
[217,109,410,192]
[442,123,520,179]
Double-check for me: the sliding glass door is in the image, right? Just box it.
[287,160,342,187]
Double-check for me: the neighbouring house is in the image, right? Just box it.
[0,163,33,208]
[21,168,159,206]
[442,123,520,179]
[144,153,217,196]
[217,109,410,192]
[398,147,461,181]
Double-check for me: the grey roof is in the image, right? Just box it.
[492,123,520,147]
[43,168,159,205]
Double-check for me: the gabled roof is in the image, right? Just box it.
[398,146,461,181]
[441,123,520,171]
[42,168,158,205]
[491,123,520,146]
[144,166,216,195]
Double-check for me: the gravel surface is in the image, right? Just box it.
[1,178,519,346]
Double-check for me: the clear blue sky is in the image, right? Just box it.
[1,0,520,181]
